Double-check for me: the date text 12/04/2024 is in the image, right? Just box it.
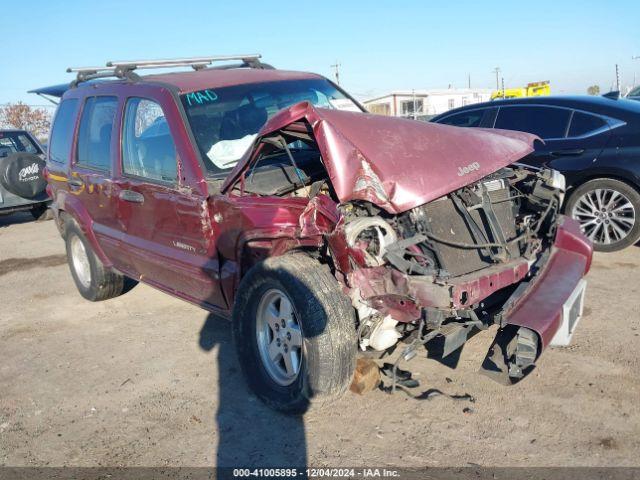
[232,468,400,477]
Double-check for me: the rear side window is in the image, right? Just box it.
[495,106,571,139]
[122,98,177,183]
[49,98,79,165]
[76,96,117,170]
[568,111,608,137]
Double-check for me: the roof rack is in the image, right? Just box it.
[66,66,118,84]
[67,54,264,85]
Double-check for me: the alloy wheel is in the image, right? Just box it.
[255,288,304,386]
[70,236,91,288]
[571,188,636,246]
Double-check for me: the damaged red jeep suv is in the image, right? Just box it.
[45,56,592,413]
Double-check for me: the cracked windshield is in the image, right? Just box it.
[180,78,360,175]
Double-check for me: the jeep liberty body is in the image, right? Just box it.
[45,56,592,412]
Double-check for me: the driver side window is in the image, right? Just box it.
[122,98,177,183]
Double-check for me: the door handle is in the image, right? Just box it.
[119,190,144,204]
[551,149,585,156]
[67,178,83,188]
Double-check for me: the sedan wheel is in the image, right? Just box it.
[572,188,635,245]
[567,178,640,252]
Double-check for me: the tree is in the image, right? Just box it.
[0,102,51,139]
[587,85,600,96]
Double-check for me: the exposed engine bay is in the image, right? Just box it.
[338,166,565,383]
[342,166,563,278]
[224,106,588,387]
[237,125,565,383]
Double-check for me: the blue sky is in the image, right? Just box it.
[3,0,639,105]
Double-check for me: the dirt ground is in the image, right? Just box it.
[1,212,639,468]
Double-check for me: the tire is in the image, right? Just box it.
[0,153,47,199]
[233,253,356,414]
[30,203,52,221]
[566,178,640,252]
[64,219,134,301]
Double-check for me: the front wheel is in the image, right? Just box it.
[233,253,356,414]
[566,178,640,252]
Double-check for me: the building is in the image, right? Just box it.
[363,88,492,119]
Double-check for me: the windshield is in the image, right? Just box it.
[0,131,42,158]
[180,78,361,175]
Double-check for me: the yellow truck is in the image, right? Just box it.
[491,81,551,100]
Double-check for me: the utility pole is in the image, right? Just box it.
[468,73,471,89]
[493,67,501,91]
[330,61,341,85]
[412,89,416,120]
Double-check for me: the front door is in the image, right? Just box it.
[116,95,226,309]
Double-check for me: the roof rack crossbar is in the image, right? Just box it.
[106,54,261,68]
[67,54,264,87]
[66,66,117,73]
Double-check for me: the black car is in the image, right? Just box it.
[431,96,640,252]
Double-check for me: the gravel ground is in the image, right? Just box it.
[1,212,639,468]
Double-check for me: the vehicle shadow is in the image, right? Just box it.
[198,313,308,477]
[0,211,36,228]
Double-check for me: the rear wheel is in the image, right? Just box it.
[233,253,356,414]
[64,220,136,301]
[566,178,640,252]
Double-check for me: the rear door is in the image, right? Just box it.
[547,110,611,182]
[493,105,572,167]
[493,105,609,174]
[71,95,130,271]
[115,94,226,308]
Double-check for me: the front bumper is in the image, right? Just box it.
[481,215,593,383]
[501,215,592,348]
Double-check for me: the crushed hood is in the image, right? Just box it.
[223,102,539,213]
